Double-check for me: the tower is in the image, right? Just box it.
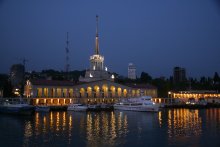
[128,63,136,79]
[95,15,99,55]
[79,15,113,82]
[89,15,104,71]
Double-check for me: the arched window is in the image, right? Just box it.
[118,88,122,97]
[94,85,100,97]
[80,88,85,98]
[102,84,108,98]
[110,86,116,97]
[123,89,127,97]
[87,87,92,97]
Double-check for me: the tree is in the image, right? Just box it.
[140,72,152,83]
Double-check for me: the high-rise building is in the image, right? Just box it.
[128,63,136,79]
[173,66,186,83]
[10,64,25,96]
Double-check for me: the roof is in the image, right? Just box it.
[173,90,219,94]
[29,79,157,90]
[29,79,76,86]
[125,83,157,89]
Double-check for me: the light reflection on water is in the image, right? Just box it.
[1,109,220,146]
[167,109,202,137]
[23,111,130,146]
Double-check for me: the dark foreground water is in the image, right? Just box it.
[0,109,220,147]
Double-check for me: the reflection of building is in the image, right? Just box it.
[24,16,157,106]
[173,67,186,83]
[128,63,136,80]
[165,109,202,138]
[168,90,220,103]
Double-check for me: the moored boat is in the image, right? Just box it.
[114,96,159,112]
[67,104,88,111]
[35,105,50,112]
[87,104,101,111]
[100,103,114,110]
[0,100,35,115]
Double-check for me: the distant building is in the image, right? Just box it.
[10,64,25,89]
[128,63,136,80]
[173,66,186,83]
[10,64,25,96]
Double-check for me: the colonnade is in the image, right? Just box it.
[34,85,151,99]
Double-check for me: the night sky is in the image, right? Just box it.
[0,0,220,78]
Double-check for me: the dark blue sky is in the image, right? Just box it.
[0,0,220,78]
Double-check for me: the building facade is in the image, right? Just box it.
[25,79,157,105]
[128,63,136,80]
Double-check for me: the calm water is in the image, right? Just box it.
[0,109,220,147]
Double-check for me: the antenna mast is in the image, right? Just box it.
[21,57,28,72]
[65,32,70,73]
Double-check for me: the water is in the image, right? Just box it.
[0,109,220,147]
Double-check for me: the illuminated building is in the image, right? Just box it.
[168,90,220,103]
[128,63,136,80]
[79,15,112,82]
[24,16,157,106]
[25,79,157,105]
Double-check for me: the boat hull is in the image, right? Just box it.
[114,105,159,112]
[67,104,88,111]
[35,106,50,112]
[67,107,87,111]
[0,105,35,115]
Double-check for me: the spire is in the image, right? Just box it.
[95,15,99,55]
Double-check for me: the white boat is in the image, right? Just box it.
[87,104,101,111]
[0,100,34,115]
[67,104,88,111]
[35,105,50,112]
[114,96,159,112]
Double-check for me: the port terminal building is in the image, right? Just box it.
[24,16,157,106]
[25,79,157,106]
